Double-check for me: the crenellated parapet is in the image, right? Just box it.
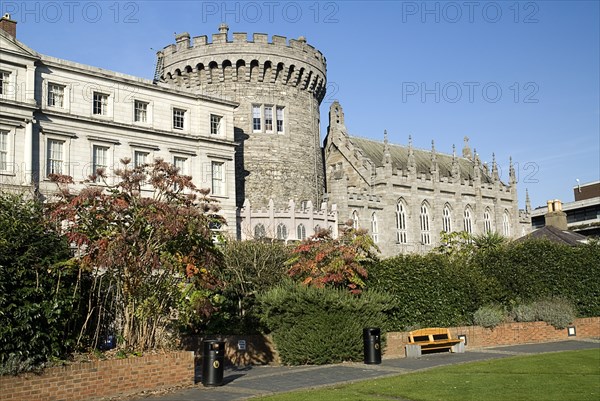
[156,25,327,102]
[238,198,338,241]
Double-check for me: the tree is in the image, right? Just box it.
[48,158,224,351]
[286,224,379,294]
[0,193,80,373]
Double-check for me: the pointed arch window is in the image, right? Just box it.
[463,207,473,234]
[420,203,431,245]
[442,205,452,233]
[371,212,379,243]
[297,224,306,240]
[276,223,288,240]
[396,200,407,243]
[484,209,492,234]
[503,211,511,237]
[351,210,359,229]
[254,224,266,239]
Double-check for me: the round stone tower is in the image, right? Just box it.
[156,24,327,209]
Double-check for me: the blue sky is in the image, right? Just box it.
[4,0,599,209]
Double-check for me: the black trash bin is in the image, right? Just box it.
[363,327,381,364]
[202,340,225,386]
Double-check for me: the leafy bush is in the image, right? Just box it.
[511,303,537,322]
[0,194,82,374]
[532,298,576,329]
[473,305,505,328]
[208,240,292,334]
[257,281,394,365]
[367,253,496,330]
[474,239,600,317]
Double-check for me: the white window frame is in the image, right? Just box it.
[134,100,149,123]
[396,201,407,244]
[173,108,186,130]
[420,203,431,245]
[0,70,10,96]
[264,105,273,132]
[210,114,223,135]
[46,138,64,176]
[211,161,225,196]
[252,104,262,132]
[0,130,11,173]
[276,106,284,133]
[47,82,65,108]
[92,144,109,181]
[134,150,149,168]
[92,92,110,116]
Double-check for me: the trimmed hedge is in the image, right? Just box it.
[366,239,599,330]
[366,253,494,330]
[474,240,600,317]
[257,281,394,365]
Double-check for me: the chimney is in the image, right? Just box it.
[544,199,568,230]
[0,13,16,37]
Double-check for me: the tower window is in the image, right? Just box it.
[276,106,284,133]
[252,105,261,131]
[264,106,273,131]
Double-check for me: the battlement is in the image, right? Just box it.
[161,28,326,67]
[156,25,327,102]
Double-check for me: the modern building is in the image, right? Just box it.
[531,181,600,237]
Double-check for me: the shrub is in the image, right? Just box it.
[473,305,505,328]
[257,281,394,365]
[512,303,537,322]
[367,253,496,330]
[208,240,292,334]
[533,298,576,329]
[0,193,82,374]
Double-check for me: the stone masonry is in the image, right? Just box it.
[157,24,327,210]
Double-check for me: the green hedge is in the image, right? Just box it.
[0,194,82,374]
[366,253,495,330]
[257,281,394,365]
[366,239,599,331]
[474,240,600,316]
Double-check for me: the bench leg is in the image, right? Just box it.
[452,341,465,353]
[405,344,422,358]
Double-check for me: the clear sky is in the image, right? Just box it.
[4,0,599,209]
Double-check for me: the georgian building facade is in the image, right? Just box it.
[0,21,238,234]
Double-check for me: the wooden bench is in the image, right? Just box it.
[405,328,465,358]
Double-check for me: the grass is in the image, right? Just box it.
[255,349,600,401]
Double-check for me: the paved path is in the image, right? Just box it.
[133,340,599,401]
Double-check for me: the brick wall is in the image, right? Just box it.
[385,317,600,358]
[0,351,194,401]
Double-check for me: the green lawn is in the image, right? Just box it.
[255,349,600,401]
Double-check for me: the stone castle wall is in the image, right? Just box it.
[157,26,327,209]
